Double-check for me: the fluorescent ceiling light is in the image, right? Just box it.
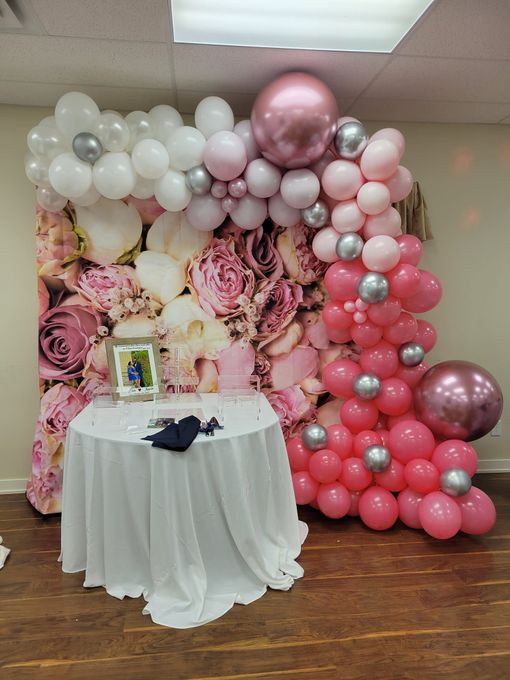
[170,0,435,53]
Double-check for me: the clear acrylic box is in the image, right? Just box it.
[217,375,261,421]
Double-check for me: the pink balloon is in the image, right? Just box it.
[324,259,367,301]
[332,200,366,233]
[353,430,382,458]
[326,424,354,459]
[360,140,400,181]
[286,437,312,471]
[322,359,361,399]
[326,326,352,344]
[359,486,399,530]
[387,264,422,299]
[401,270,443,313]
[370,128,405,159]
[233,119,260,163]
[292,470,319,505]
[395,234,423,266]
[221,196,238,213]
[203,130,247,181]
[419,491,462,539]
[383,312,418,345]
[359,340,399,380]
[404,459,440,494]
[395,361,429,389]
[374,459,406,492]
[455,486,496,535]
[310,227,339,263]
[309,449,343,484]
[387,409,416,429]
[228,178,247,198]
[367,296,401,326]
[230,193,267,230]
[378,428,390,448]
[356,181,391,216]
[317,482,351,519]
[211,180,228,198]
[185,193,227,231]
[251,72,338,169]
[363,207,402,239]
[413,319,437,353]
[340,457,373,491]
[340,398,379,434]
[374,378,413,416]
[350,320,383,348]
[280,168,320,209]
[352,311,366,324]
[322,160,364,201]
[362,235,401,273]
[310,149,336,180]
[385,166,413,203]
[323,300,354,330]
[398,488,424,529]
[347,490,362,516]
[244,158,281,198]
[268,191,300,227]
[389,420,435,464]
[431,440,478,477]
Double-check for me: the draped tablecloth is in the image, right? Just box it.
[60,394,307,628]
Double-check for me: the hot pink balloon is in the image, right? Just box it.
[374,378,413,416]
[362,235,401,273]
[251,72,338,169]
[350,319,383,348]
[323,300,353,330]
[413,319,437,353]
[353,430,382,458]
[387,409,416,429]
[347,490,362,516]
[378,428,390,448]
[360,140,400,181]
[311,227,340,263]
[340,398,379,434]
[356,181,391,216]
[359,340,399,380]
[332,200,366,233]
[389,420,435,464]
[322,160,364,201]
[324,259,367,301]
[363,207,402,239]
[385,166,413,203]
[404,459,440,494]
[268,191,300,227]
[395,234,423,266]
[286,437,312,471]
[230,193,267,230]
[398,488,424,529]
[317,482,351,519]
[383,312,418,345]
[374,459,406,492]
[185,193,227,231]
[395,361,429,389]
[387,264,422,298]
[431,440,478,477]
[280,168,320,209]
[454,486,496,535]
[326,326,352,344]
[309,449,343,484]
[367,296,401,326]
[340,457,373,491]
[401,269,442,313]
[326,424,354,459]
[292,470,319,505]
[322,359,361,399]
[370,128,406,159]
[359,486,399,530]
[418,491,462,539]
[244,158,281,198]
[203,130,247,181]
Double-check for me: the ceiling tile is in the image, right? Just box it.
[31,0,170,43]
[0,34,173,89]
[398,0,510,60]
[361,56,510,103]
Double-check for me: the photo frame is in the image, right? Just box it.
[105,336,164,402]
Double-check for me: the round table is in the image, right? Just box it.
[60,394,307,628]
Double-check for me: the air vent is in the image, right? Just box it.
[0,0,45,34]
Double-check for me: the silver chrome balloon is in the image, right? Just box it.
[185,164,213,195]
[440,467,472,497]
[301,199,330,229]
[363,445,391,472]
[357,272,389,304]
[72,132,103,163]
[335,232,364,261]
[334,121,369,160]
[353,373,381,400]
[302,423,328,451]
[399,342,425,367]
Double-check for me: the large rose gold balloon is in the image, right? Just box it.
[251,72,338,169]
[414,361,503,441]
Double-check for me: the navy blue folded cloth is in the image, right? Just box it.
[143,415,201,452]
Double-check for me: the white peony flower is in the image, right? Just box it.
[134,250,186,305]
[112,314,156,338]
[146,210,211,262]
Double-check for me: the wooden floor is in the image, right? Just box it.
[1,474,509,680]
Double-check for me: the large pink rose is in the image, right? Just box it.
[40,383,88,442]
[27,465,63,514]
[78,376,110,402]
[36,207,84,276]
[32,419,61,474]
[276,223,328,285]
[267,385,317,439]
[241,225,283,281]
[189,238,255,318]
[39,303,100,380]
[74,263,140,312]
[38,277,50,315]
[255,279,303,338]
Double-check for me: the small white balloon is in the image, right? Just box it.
[166,126,206,171]
[36,185,67,212]
[54,91,100,142]
[71,184,101,207]
[195,96,234,138]
[149,104,183,142]
[126,111,154,150]
[25,154,50,186]
[95,112,130,152]
[244,158,281,198]
[131,175,155,200]
[131,138,169,179]
[155,169,192,212]
[27,124,66,161]
[92,151,136,199]
[49,152,92,198]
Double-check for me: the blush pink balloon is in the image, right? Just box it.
[286,437,313,471]
[383,312,418,345]
[385,166,413,203]
[431,440,478,477]
[370,128,405,159]
[268,191,301,227]
[203,130,247,181]
[374,378,413,416]
[230,193,267,230]
[347,490,362,516]
[401,270,443,313]
[228,178,247,198]
[317,482,351,519]
[309,449,343,484]
[221,196,238,213]
[233,119,261,162]
[251,72,338,169]
[395,361,429,389]
[340,457,373,491]
[389,420,435,464]
[362,235,401,273]
[324,259,367,301]
[322,358,361,399]
[211,180,228,198]
[356,181,391,216]
[454,486,496,535]
[398,488,424,529]
[359,486,399,530]
[322,160,364,201]
[244,158,281,198]
[353,430,382,458]
[419,491,462,539]
[395,234,423,266]
[185,193,227,231]
[404,459,440,494]
[322,300,353,330]
[374,459,407,493]
[359,340,399,380]
[326,424,354,459]
[414,319,437,352]
[360,140,400,181]
[350,320,383,348]
[292,470,319,505]
[332,200,366,233]
[340,398,379,434]
[280,168,320,209]
[312,227,341,263]
[366,296,401,326]
[387,264,422,298]
[363,207,402,239]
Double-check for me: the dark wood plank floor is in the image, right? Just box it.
[1,474,509,680]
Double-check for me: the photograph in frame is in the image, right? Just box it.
[105,336,164,401]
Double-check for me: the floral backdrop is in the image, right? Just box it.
[30,196,359,514]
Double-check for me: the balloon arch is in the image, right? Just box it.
[27,72,502,535]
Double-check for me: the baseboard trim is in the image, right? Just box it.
[477,459,510,473]
[0,479,28,494]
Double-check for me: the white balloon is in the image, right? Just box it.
[166,126,206,171]
[40,115,56,127]
[71,184,101,207]
[244,158,281,198]
[149,104,183,142]
[126,111,154,150]
[25,154,50,186]
[36,185,67,212]
[95,112,130,152]
[92,151,136,199]
[55,92,100,142]
[268,192,300,227]
[131,175,155,200]
[195,96,234,138]
[132,138,169,179]
[49,152,92,198]
[155,169,192,212]
[27,124,66,161]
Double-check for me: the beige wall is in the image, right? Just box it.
[0,105,509,484]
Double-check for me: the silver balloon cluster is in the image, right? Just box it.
[353,373,381,400]
[334,121,369,160]
[440,468,472,497]
[185,164,213,195]
[72,132,103,163]
[398,342,425,367]
[336,232,364,261]
[363,445,391,472]
[357,272,389,304]
[302,423,328,451]
[301,199,330,229]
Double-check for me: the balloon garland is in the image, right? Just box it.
[25,72,503,538]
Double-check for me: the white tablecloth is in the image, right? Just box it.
[60,394,307,628]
